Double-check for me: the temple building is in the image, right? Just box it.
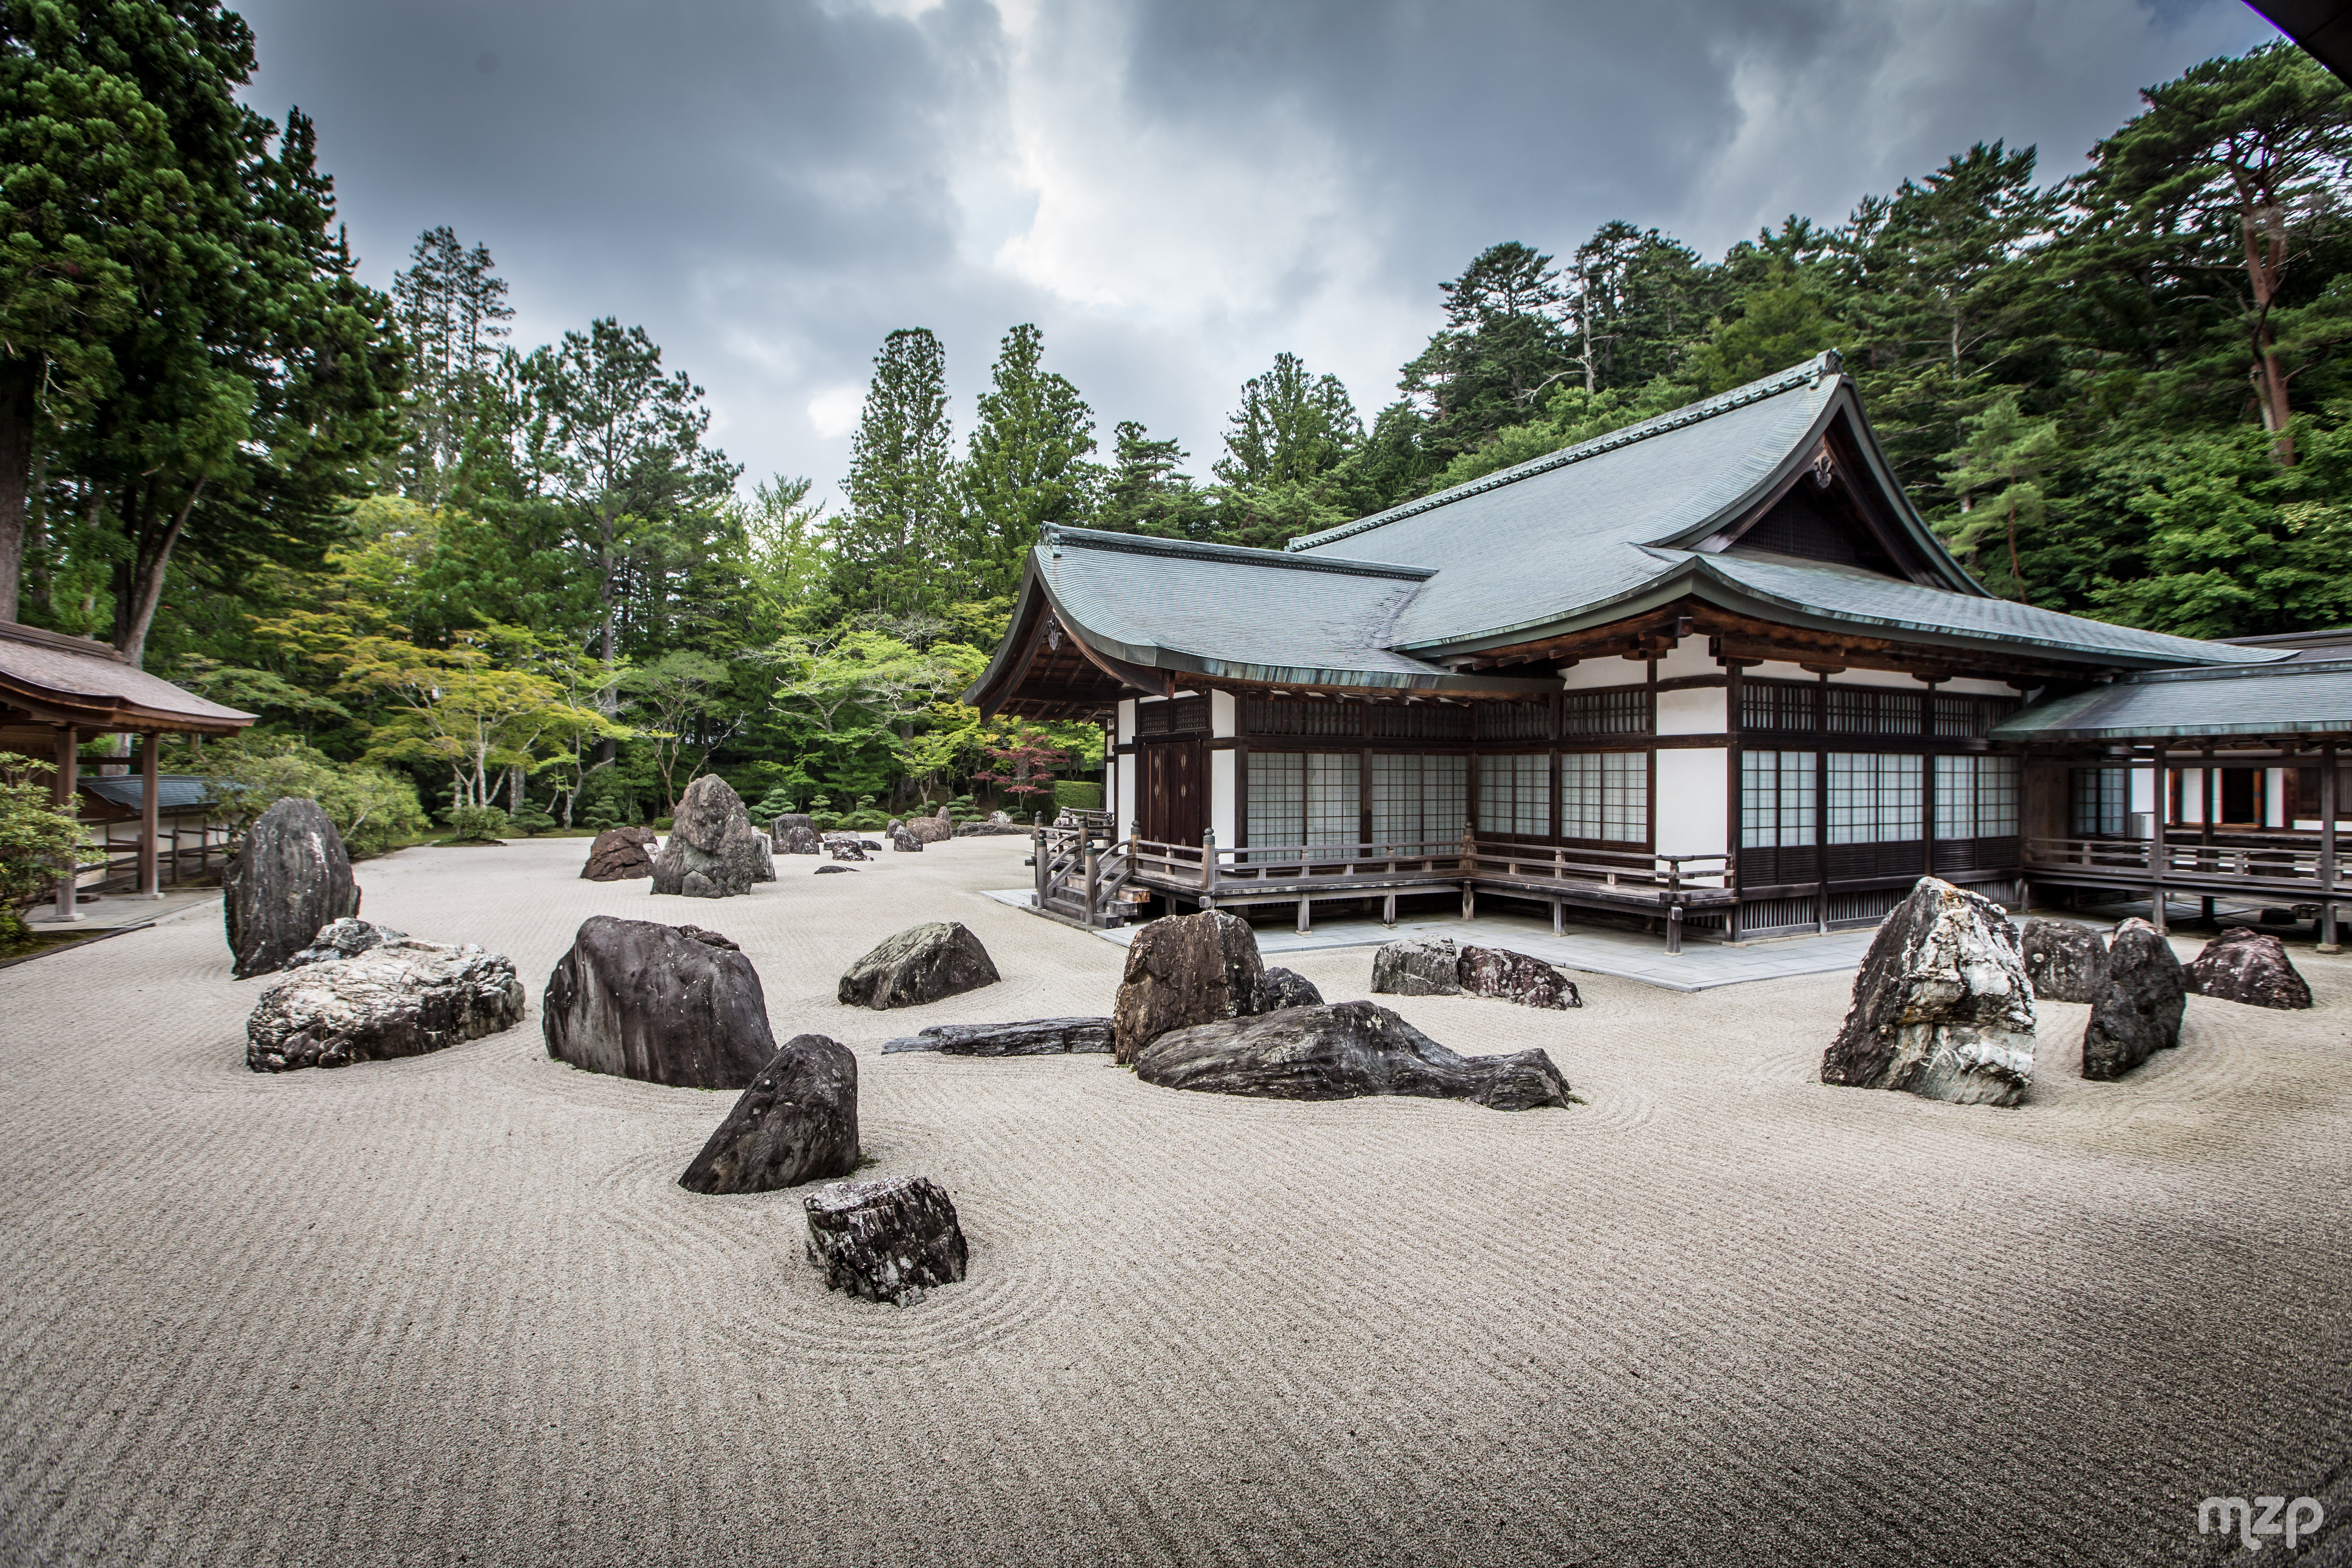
[967,353,2350,949]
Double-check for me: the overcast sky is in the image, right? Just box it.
[235,0,2282,507]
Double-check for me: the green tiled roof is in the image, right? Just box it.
[1992,658,2352,742]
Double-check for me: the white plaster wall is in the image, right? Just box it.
[1560,657,1655,691]
[2267,768,2285,827]
[1652,640,1715,681]
[1657,686,1726,736]
[1740,658,2013,698]
[1211,691,1237,738]
[1116,700,1136,743]
[1655,749,1728,858]
[1114,701,1137,836]
[1210,750,1236,848]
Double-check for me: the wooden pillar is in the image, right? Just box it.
[2321,740,2340,954]
[2148,738,2167,936]
[133,731,163,898]
[51,725,82,921]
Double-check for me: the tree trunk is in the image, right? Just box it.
[113,478,204,668]
[0,360,35,622]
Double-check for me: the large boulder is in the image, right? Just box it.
[285,917,406,969]
[223,797,362,979]
[1259,967,1324,1011]
[1136,1001,1570,1111]
[1112,909,1266,1064]
[803,1175,969,1307]
[2020,918,2109,1003]
[890,828,923,853]
[247,938,525,1073]
[677,1033,860,1194]
[1370,936,1462,997]
[1821,877,2035,1108]
[881,1017,1113,1055]
[580,826,656,882]
[2082,918,2187,1081]
[543,917,780,1088]
[903,807,955,845]
[2184,927,2314,1010]
[650,776,767,899]
[837,921,1001,1010]
[774,815,822,855]
[751,836,776,883]
[1457,945,1581,1009]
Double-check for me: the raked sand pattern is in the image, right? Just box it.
[3,836,2347,1568]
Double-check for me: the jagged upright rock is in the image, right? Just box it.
[1370,936,1461,997]
[1821,877,2035,1107]
[2020,918,2109,1003]
[1259,967,1324,1011]
[1112,909,1266,1064]
[837,921,1001,1010]
[771,813,814,848]
[247,937,525,1072]
[678,1033,860,1194]
[2082,918,2186,1080]
[651,776,766,899]
[1136,1001,1571,1110]
[224,798,362,980]
[580,826,656,882]
[543,917,779,1088]
[891,828,923,853]
[803,1176,968,1307]
[828,836,868,862]
[2184,928,2314,1010]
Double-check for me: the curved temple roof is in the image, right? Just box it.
[0,621,256,735]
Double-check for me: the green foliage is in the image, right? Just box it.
[1053,780,1103,811]
[834,328,956,616]
[0,752,103,934]
[508,798,557,836]
[752,785,797,818]
[441,803,509,842]
[581,795,622,831]
[960,324,1098,597]
[198,732,426,857]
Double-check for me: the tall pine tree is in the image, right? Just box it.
[959,323,1097,598]
[833,328,955,615]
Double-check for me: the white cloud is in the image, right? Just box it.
[807,385,866,439]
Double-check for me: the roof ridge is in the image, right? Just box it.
[1283,351,1843,554]
[1043,525,1434,582]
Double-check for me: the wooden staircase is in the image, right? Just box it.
[1031,827,1142,928]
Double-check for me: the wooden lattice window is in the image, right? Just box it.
[1560,686,1652,737]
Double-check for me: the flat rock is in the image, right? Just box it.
[650,776,766,899]
[1135,1000,1570,1110]
[804,1175,969,1306]
[1822,877,2035,1107]
[1457,945,1580,1009]
[814,865,856,875]
[2020,918,2109,1003]
[1112,909,1266,1063]
[247,938,525,1072]
[285,917,407,969]
[1370,936,1461,997]
[2184,928,2313,1009]
[580,826,656,882]
[828,837,868,862]
[1258,967,1324,1011]
[903,808,955,845]
[2082,917,2186,1080]
[881,1017,1113,1055]
[543,917,780,1088]
[837,921,1000,1010]
[678,1033,860,1194]
[223,797,362,979]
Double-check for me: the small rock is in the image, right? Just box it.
[248,938,525,1072]
[2082,917,2186,1080]
[285,917,407,969]
[1135,1000,1570,1110]
[1821,877,2035,1107]
[2019,918,2109,1003]
[2258,907,2299,926]
[804,1175,969,1306]
[779,821,823,855]
[1457,945,1580,1009]
[828,838,868,862]
[543,916,781,1088]
[1258,967,1324,1011]
[881,1018,1113,1054]
[678,1034,860,1194]
[2184,928,2313,1009]
[859,838,884,851]
[1370,936,1461,997]
[1112,909,1266,1063]
[580,826,657,882]
[815,865,857,875]
[223,798,363,979]
[891,829,923,853]
[837,921,1001,1010]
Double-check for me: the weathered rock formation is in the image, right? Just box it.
[1370,936,1462,997]
[1259,967,1324,1011]
[1112,909,1266,1063]
[1821,877,2035,1107]
[677,1033,860,1194]
[881,1017,1113,1054]
[2184,927,2314,1010]
[837,921,1001,1010]
[285,917,406,969]
[580,826,656,882]
[223,798,362,979]
[1458,945,1581,1009]
[828,837,868,862]
[247,938,526,1072]
[543,917,780,1088]
[903,807,956,845]
[2020,918,2109,1003]
[752,836,775,883]
[2082,917,2186,1081]
[775,815,823,855]
[890,828,923,853]
[803,1175,969,1307]
[1135,1000,1570,1110]
[649,776,767,899]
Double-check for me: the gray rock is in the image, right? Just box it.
[1821,877,2035,1107]
[2184,928,2313,1010]
[1113,909,1266,1063]
[678,1033,860,1194]
[651,776,767,899]
[903,807,955,845]
[1370,936,1461,997]
[885,818,904,836]
[285,917,407,969]
[837,921,1001,1010]
[1135,1000,1570,1110]
[543,916,780,1089]
[2082,917,2186,1080]
[890,829,923,853]
[223,798,363,979]
[828,837,868,862]
[1258,967,1324,1011]
[1457,945,1580,1009]
[775,816,822,855]
[2020,918,2109,1003]
[881,1017,1113,1054]
[814,865,856,875]
[247,938,525,1072]
[772,813,814,848]
[580,826,657,882]
[752,836,775,883]
[803,1175,968,1307]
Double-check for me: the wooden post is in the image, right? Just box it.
[1200,828,1215,893]
[1383,891,1396,927]
[1297,896,1311,934]
[1083,842,1099,928]
[133,731,163,899]
[1552,899,1564,936]
[1666,903,1683,956]
[2148,739,2167,936]
[2321,740,2340,954]
[1031,829,1046,911]
[51,725,82,921]
[1460,821,1476,920]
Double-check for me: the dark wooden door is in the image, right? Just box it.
[1141,741,1206,846]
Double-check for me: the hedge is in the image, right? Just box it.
[1052,780,1104,811]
